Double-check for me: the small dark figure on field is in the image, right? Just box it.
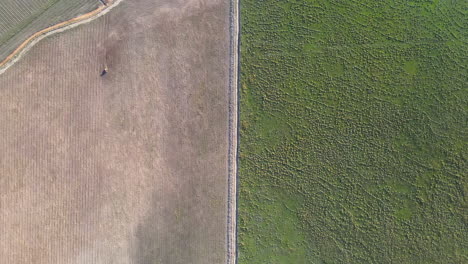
[100,65,108,76]
[99,0,108,6]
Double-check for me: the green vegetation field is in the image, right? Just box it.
[238,0,467,263]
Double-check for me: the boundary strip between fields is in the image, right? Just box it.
[227,0,240,263]
[0,0,125,76]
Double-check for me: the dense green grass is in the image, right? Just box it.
[238,0,467,263]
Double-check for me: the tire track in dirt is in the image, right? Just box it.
[0,0,124,75]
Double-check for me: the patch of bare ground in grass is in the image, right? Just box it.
[0,0,230,263]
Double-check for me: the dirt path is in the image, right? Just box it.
[0,0,123,75]
[227,0,239,263]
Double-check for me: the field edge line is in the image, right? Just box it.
[227,0,240,263]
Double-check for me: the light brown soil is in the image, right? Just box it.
[0,0,231,263]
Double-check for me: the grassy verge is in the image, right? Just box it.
[239,0,467,263]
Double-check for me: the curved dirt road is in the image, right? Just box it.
[0,0,123,75]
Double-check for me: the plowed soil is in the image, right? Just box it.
[0,0,231,263]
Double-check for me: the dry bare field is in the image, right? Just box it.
[0,0,233,263]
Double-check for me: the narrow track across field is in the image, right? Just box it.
[0,0,123,75]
